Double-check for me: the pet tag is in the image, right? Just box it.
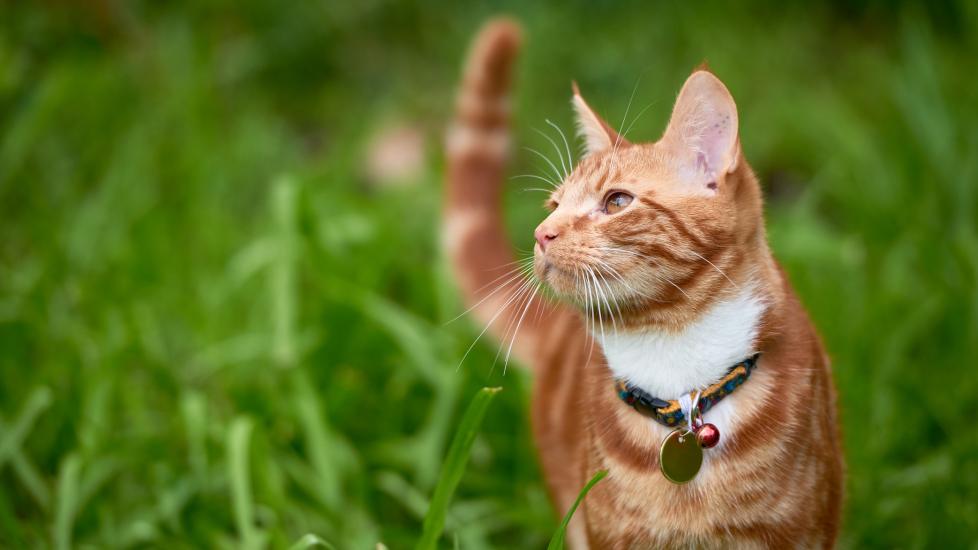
[659,428,702,484]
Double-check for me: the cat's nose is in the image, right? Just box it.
[534,225,559,251]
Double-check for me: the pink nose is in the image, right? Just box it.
[534,226,559,251]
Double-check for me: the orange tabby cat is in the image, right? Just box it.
[444,20,843,548]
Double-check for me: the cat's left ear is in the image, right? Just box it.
[572,82,630,157]
[661,70,740,191]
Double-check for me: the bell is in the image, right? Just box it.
[695,423,720,448]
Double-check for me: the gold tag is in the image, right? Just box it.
[659,428,702,484]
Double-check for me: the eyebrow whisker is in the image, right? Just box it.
[533,126,570,179]
[546,118,575,175]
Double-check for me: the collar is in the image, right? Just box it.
[615,354,760,428]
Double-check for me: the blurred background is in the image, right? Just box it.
[1,1,977,548]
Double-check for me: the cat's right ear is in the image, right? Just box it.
[572,82,629,157]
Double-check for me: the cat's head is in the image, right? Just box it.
[533,70,762,321]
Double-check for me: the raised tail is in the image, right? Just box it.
[444,19,570,368]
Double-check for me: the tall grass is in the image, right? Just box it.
[546,470,607,550]
[418,387,502,550]
[0,1,976,547]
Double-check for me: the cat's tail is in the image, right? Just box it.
[444,19,568,368]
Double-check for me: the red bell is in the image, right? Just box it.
[696,423,720,449]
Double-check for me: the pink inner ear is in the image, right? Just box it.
[696,151,709,173]
[663,72,740,190]
[696,109,736,177]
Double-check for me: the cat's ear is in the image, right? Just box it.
[661,70,740,190]
[572,82,629,157]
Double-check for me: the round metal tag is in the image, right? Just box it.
[659,428,703,484]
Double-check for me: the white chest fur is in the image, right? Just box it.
[600,287,766,401]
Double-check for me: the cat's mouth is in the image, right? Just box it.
[534,257,575,295]
[535,251,641,310]
[534,255,611,302]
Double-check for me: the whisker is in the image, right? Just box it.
[611,77,641,168]
[689,250,739,289]
[592,246,646,258]
[603,270,624,334]
[445,260,535,325]
[510,173,559,189]
[581,267,597,365]
[586,265,610,345]
[581,268,593,334]
[532,283,557,327]
[523,146,565,186]
[491,277,537,374]
[591,261,626,331]
[589,247,675,304]
[503,282,541,373]
[533,127,569,179]
[478,255,535,276]
[592,246,695,300]
[619,100,657,140]
[455,274,536,371]
[593,266,618,334]
[445,271,526,325]
[590,256,636,294]
[546,119,575,175]
[664,278,692,300]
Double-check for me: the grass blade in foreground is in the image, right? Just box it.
[228,417,261,550]
[547,470,608,550]
[416,387,502,550]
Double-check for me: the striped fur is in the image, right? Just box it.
[444,20,843,549]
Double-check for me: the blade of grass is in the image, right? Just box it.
[291,370,341,509]
[0,418,50,510]
[271,174,298,369]
[52,453,81,550]
[547,470,608,550]
[416,387,501,550]
[181,391,208,476]
[228,417,260,550]
[0,386,52,468]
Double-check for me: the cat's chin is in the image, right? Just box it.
[534,259,578,297]
[536,257,639,307]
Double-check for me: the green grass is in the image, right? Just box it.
[1,1,977,548]
[546,470,607,550]
[418,387,501,550]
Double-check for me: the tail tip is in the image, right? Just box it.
[448,17,523,160]
[477,17,523,55]
[467,17,523,83]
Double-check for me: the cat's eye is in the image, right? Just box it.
[604,191,633,214]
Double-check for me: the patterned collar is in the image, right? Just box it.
[615,354,761,428]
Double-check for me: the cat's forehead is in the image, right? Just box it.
[557,144,676,201]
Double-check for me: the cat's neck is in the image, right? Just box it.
[600,283,768,399]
